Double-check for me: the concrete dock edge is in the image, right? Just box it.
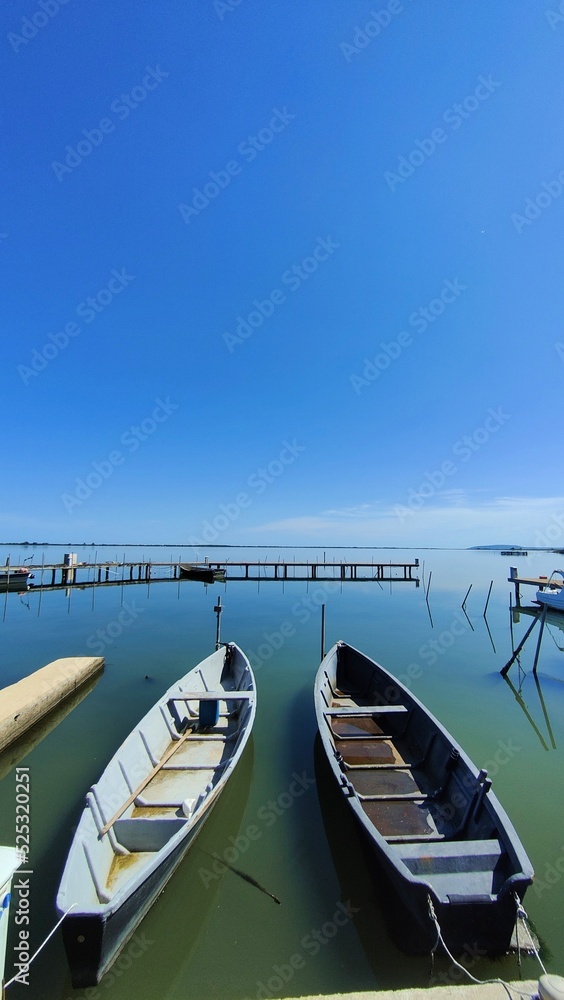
[285,983,539,1000]
[0,656,104,753]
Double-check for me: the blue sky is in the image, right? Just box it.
[2,0,564,547]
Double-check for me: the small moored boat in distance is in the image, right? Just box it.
[535,570,564,612]
[314,641,533,956]
[57,643,256,987]
[178,563,226,583]
[0,568,33,591]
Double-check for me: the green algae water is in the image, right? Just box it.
[0,545,563,999]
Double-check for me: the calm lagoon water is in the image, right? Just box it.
[1,544,563,999]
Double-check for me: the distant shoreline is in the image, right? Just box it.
[1,542,443,549]
[0,542,554,551]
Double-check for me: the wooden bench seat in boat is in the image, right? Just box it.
[325,705,408,716]
[168,690,253,729]
[391,838,506,901]
[113,817,186,853]
[169,691,254,701]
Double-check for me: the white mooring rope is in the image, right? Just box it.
[427,894,542,1000]
[4,903,76,989]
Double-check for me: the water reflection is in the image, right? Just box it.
[0,672,102,782]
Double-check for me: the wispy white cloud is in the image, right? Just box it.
[249,496,564,547]
[321,503,380,518]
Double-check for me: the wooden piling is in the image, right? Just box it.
[532,604,547,675]
[501,610,543,676]
[483,580,493,617]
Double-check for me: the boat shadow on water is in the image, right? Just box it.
[313,735,538,990]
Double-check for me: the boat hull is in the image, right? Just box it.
[535,590,564,611]
[62,807,212,987]
[178,564,225,583]
[535,569,564,611]
[0,571,31,592]
[354,818,528,955]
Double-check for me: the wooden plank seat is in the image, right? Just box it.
[346,761,416,770]
[168,691,252,732]
[325,705,408,716]
[170,691,254,701]
[113,817,186,853]
[386,833,446,843]
[335,733,394,742]
[390,839,506,899]
[357,792,427,802]
[393,838,503,867]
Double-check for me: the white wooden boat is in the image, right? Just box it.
[57,643,255,987]
[536,570,564,611]
[315,642,533,955]
[1,848,23,988]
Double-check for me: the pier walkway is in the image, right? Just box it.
[9,557,420,591]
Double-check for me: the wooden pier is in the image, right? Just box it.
[12,556,420,592]
[508,566,552,606]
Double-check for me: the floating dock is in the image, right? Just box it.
[0,657,104,753]
[9,557,420,591]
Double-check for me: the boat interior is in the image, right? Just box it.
[63,660,254,907]
[320,644,519,902]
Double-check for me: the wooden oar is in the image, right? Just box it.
[99,727,194,836]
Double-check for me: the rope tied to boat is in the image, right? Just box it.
[4,903,77,989]
[426,893,541,1000]
[513,891,547,976]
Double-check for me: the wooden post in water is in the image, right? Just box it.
[532,604,548,675]
[509,566,520,606]
[483,580,493,617]
[214,596,223,650]
[320,604,326,660]
[501,609,543,676]
[461,584,472,610]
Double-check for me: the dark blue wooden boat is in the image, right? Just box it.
[314,641,534,955]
